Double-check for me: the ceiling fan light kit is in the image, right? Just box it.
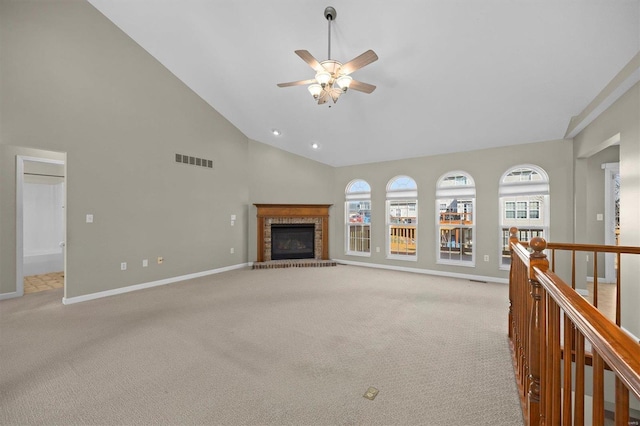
[277,6,378,105]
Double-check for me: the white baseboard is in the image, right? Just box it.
[62,263,249,305]
[0,291,22,301]
[335,259,509,284]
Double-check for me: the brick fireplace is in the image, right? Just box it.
[254,204,332,262]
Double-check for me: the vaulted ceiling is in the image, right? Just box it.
[88,1,639,167]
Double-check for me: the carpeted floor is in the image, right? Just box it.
[0,265,523,425]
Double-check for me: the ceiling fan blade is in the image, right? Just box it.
[349,80,376,94]
[277,79,317,88]
[341,50,378,75]
[295,50,324,72]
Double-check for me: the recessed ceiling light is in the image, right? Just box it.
[311,143,320,150]
[272,129,281,136]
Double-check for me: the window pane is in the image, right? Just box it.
[390,224,416,255]
[388,198,417,257]
[347,180,371,193]
[439,227,472,261]
[346,200,371,253]
[441,175,469,187]
[348,224,370,252]
[389,200,417,223]
[439,198,473,224]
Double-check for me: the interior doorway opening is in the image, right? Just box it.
[16,155,66,297]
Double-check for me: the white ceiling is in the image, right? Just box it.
[87,0,639,167]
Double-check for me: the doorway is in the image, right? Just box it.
[16,155,66,296]
[603,161,620,282]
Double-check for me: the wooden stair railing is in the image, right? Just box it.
[508,229,640,425]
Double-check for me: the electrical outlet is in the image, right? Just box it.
[157,256,163,265]
[86,214,94,223]
[484,255,489,262]
[142,259,148,267]
[230,248,235,254]
[120,262,127,271]
[376,247,380,253]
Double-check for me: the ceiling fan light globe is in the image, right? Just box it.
[308,83,322,99]
[336,75,352,91]
[315,71,332,87]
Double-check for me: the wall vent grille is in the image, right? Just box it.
[175,154,213,169]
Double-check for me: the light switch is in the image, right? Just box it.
[86,214,94,223]
[596,214,603,221]
[231,215,236,221]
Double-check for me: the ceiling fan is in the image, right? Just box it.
[277,6,378,105]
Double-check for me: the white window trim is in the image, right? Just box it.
[436,171,476,267]
[386,176,418,261]
[345,179,372,257]
[436,198,476,267]
[386,199,418,261]
[499,165,550,271]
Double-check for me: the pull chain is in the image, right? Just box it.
[327,15,332,60]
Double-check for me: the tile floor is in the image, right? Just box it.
[23,272,64,294]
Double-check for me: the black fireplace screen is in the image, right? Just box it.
[271,224,315,260]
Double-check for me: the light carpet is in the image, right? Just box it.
[0,265,523,425]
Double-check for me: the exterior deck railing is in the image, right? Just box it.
[508,228,640,425]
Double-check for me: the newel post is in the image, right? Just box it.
[528,237,548,426]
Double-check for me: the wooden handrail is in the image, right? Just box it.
[508,228,640,425]
[516,238,639,326]
[545,242,640,254]
[534,268,640,399]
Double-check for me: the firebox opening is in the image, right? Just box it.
[271,224,315,260]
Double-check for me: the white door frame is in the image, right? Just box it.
[602,161,620,283]
[16,155,66,297]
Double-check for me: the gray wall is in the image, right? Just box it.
[331,139,575,281]
[0,0,251,298]
[247,139,334,262]
[585,145,619,277]
[574,82,640,336]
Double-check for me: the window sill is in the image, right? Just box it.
[387,254,418,262]
[437,260,475,268]
[345,251,371,257]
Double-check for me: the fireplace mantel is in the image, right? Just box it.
[254,204,332,262]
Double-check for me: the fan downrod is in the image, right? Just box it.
[324,6,336,21]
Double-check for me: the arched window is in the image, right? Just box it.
[436,171,475,265]
[499,165,549,268]
[345,179,371,255]
[386,176,418,259]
